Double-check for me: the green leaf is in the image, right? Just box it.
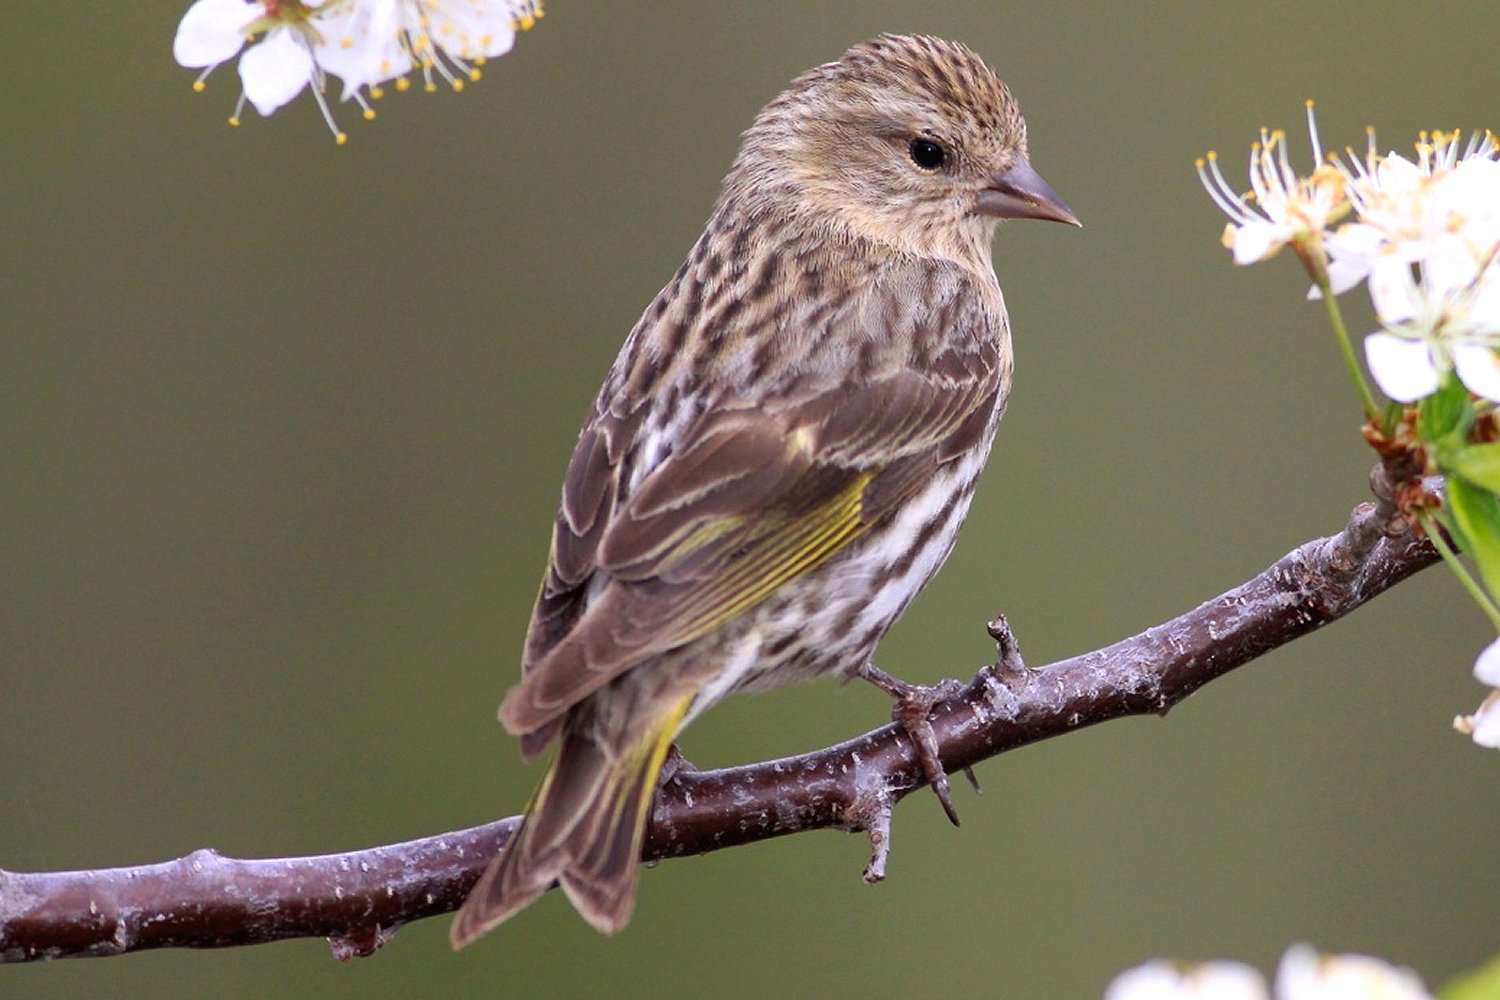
[1446,478,1500,598]
[1419,374,1472,442]
[1447,443,1500,494]
[1440,953,1500,1000]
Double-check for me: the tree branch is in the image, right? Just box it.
[0,493,1437,963]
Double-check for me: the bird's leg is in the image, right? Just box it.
[857,662,967,826]
[657,742,698,789]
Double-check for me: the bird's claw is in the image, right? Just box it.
[859,663,967,826]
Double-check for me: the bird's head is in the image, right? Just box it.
[723,34,1079,267]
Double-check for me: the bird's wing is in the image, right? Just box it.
[502,295,1003,747]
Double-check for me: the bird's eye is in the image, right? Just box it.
[908,138,946,171]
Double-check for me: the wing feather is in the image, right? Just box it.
[503,274,1004,746]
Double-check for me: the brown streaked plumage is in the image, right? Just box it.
[452,32,1078,947]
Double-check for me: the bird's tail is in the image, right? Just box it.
[450,694,691,947]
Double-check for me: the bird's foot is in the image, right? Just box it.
[658,742,698,789]
[857,662,970,826]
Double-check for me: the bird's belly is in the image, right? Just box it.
[705,447,990,709]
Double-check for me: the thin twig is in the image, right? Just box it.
[0,493,1437,963]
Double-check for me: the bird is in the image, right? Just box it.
[451,32,1079,947]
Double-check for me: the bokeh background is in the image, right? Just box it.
[4,1,1498,997]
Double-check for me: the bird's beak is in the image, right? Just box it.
[976,159,1081,227]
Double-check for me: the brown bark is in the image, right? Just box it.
[0,494,1436,963]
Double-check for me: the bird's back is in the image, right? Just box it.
[521,237,1012,725]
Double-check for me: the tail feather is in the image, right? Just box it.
[450,696,690,947]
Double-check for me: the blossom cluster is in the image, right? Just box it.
[1106,944,1432,1000]
[1199,106,1500,751]
[174,0,543,143]
[1198,107,1500,404]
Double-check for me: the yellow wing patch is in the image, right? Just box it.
[671,471,873,641]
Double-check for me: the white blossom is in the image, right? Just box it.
[1105,960,1269,1000]
[1455,637,1500,749]
[1107,946,1432,1000]
[174,0,544,140]
[317,0,540,101]
[1274,944,1431,1000]
[1197,102,1348,267]
[1328,129,1500,401]
[174,0,354,141]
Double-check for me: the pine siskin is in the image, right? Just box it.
[452,32,1079,947]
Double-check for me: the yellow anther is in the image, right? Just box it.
[227,116,240,127]
[370,85,384,99]
[425,81,438,92]
[535,5,544,17]
[474,55,487,65]
[1207,150,1218,160]
[396,76,411,91]
[192,80,206,93]
[1305,98,1315,109]
[335,132,348,146]
[363,108,376,120]
[468,68,482,81]
[451,78,465,92]
[520,14,535,29]
[1194,157,1205,168]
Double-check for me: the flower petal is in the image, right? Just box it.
[1466,258,1500,331]
[316,0,412,99]
[1319,255,1370,298]
[1229,221,1284,265]
[1470,691,1500,749]
[1105,960,1268,1000]
[239,28,314,116]
[1369,255,1423,326]
[1375,153,1423,194]
[1364,333,1441,402]
[1454,344,1500,402]
[1423,237,1481,302]
[1327,222,1386,260]
[1105,962,1184,999]
[173,0,257,68]
[1275,944,1432,1000]
[428,1,518,59]
[1475,637,1500,686]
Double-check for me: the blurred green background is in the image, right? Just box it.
[4,1,1498,996]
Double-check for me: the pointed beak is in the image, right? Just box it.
[976,159,1082,227]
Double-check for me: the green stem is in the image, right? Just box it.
[1317,277,1382,422]
[1419,512,1500,631]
